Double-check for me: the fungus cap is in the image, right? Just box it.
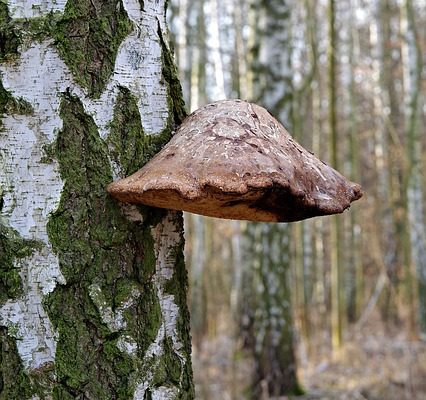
[107,99,362,222]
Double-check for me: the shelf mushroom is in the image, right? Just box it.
[107,99,362,222]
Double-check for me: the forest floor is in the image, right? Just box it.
[192,316,426,400]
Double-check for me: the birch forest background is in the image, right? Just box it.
[169,0,426,398]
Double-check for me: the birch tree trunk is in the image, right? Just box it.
[244,0,301,397]
[0,1,194,399]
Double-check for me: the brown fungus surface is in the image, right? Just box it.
[107,99,362,222]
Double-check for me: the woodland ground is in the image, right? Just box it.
[192,314,426,400]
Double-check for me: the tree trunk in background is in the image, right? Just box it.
[245,224,300,398]
[244,0,301,397]
[375,0,403,324]
[310,44,328,343]
[232,0,250,100]
[291,0,318,352]
[205,0,226,100]
[169,0,193,109]
[0,1,194,399]
[187,214,207,347]
[347,0,363,322]
[328,0,345,351]
[192,0,208,110]
[402,0,426,336]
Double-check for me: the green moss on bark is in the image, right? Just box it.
[0,224,43,305]
[0,328,34,400]
[54,0,133,97]
[0,226,24,305]
[0,80,33,122]
[107,87,173,177]
[0,5,65,69]
[0,3,20,62]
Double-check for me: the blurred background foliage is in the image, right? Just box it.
[168,0,426,398]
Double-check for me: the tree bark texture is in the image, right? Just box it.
[0,1,193,399]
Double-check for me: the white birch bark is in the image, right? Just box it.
[7,0,67,19]
[0,41,67,370]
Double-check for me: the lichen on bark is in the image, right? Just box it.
[161,219,194,397]
[0,196,48,400]
[0,223,44,399]
[0,6,34,124]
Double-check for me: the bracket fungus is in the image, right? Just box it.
[107,99,362,222]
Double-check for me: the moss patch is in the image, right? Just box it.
[0,224,43,306]
[0,1,132,97]
[107,87,173,177]
[54,0,133,97]
[0,328,34,400]
[0,80,33,121]
[0,3,20,62]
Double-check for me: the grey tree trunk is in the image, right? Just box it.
[0,1,194,399]
[244,0,302,397]
[244,223,301,398]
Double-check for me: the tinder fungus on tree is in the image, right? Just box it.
[107,99,362,222]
